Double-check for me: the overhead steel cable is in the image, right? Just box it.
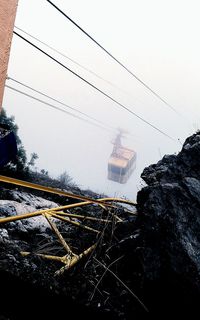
[46,0,177,114]
[5,84,112,132]
[6,76,113,131]
[14,25,128,96]
[6,77,144,143]
[14,26,150,110]
[6,78,144,142]
[13,31,175,141]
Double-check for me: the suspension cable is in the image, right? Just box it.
[5,84,111,132]
[7,76,113,131]
[46,0,177,114]
[13,31,175,141]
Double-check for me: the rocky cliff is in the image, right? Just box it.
[137,132,200,313]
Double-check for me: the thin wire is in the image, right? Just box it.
[7,77,144,143]
[15,26,160,117]
[13,31,175,141]
[5,84,111,132]
[7,76,113,131]
[46,0,178,114]
[14,26,127,94]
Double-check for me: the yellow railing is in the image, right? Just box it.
[0,175,137,275]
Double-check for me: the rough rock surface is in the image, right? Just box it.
[2,132,200,318]
[0,187,140,319]
[137,132,200,313]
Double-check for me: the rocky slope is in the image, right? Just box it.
[1,132,200,318]
[0,186,140,319]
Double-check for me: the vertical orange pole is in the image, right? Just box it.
[0,0,19,110]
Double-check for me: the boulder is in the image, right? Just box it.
[137,132,200,312]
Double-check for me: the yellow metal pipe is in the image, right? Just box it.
[51,213,100,234]
[55,243,96,276]
[21,244,95,274]
[0,210,45,224]
[21,251,65,263]
[0,176,136,207]
[0,183,136,225]
[0,202,125,225]
[99,197,136,206]
[55,211,112,223]
[43,213,73,255]
[0,201,110,224]
[0,175,113,206]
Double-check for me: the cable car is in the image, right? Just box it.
[107,131,136,184]
[0,123,17,167]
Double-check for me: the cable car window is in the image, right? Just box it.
[109,165,126,175]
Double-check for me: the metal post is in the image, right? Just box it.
[0,0,19,110]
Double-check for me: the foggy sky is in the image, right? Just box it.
[2,0,200,200]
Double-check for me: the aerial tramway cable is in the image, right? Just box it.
[46,0,178,114]
[5,84,112,132]
[14,26,130,95]
[13,31,175,141]
[7,76,114,131]
[6,77,146,143]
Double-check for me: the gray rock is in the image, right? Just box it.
[137,132,200,303]
[2,190,58,209]
[0,229,9,240]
